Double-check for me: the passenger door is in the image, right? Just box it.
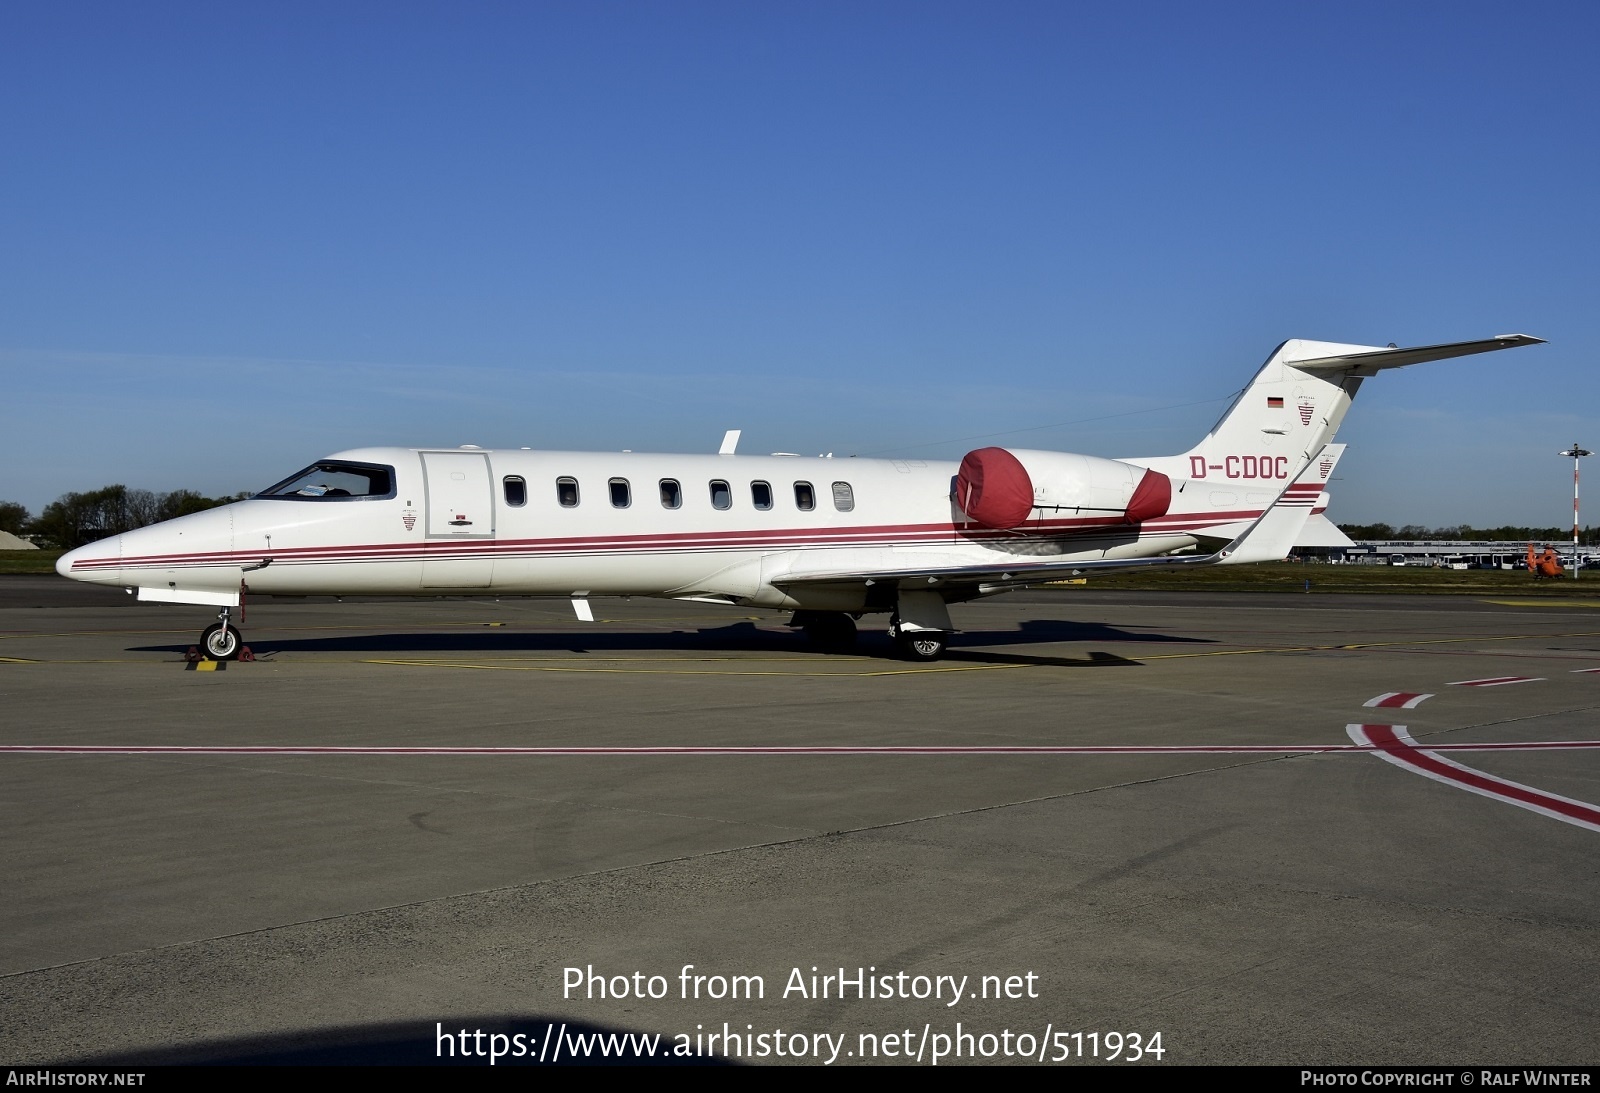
[421,451,495,587]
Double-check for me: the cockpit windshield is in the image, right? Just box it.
[256,461,395,501]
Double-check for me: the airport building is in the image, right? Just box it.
[1334,541,1598,569]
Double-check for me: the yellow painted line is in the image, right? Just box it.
[598,615,772,624]
[863,664,1033,677]
[0,617,780,640]
[1141,647,1291,660]
[1141,630,1600,660]
[1335,630,1600,650]
[0,658,160,664]
[363,658,1029,678]
[0,627,203,640]
[1485,599,1600,609]
[359,655,833,664]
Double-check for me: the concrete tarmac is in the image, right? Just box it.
[2,575,1599,1066]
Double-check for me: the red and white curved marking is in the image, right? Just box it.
[1346,724,1600,834]
[1448,675,1544,687]
[1364,692,1433,709]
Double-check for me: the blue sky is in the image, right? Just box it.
[3,2,1596,525]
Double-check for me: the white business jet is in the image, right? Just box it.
[57,335,1542,661]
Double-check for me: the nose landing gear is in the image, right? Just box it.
[199,606,243,661]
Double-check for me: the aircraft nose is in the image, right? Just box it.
[57,536,123,583]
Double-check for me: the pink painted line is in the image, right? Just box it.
[1448,676,1545,687]
[1347,724,1600,834]
[7,741,1600,757]
[1364,692,1434,709]
[1571,668,1600,675]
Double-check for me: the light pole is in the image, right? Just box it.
[1560,443,1592,579]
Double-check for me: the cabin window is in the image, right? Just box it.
[502,476,527,507]
[710,480,732,510]
[256,461,396,501]
[660,479,681,509]
[832,481,854,512]
[751,481,773,510]
[794,481,815,511]
[556,477,580,507]
[610,478,631,508]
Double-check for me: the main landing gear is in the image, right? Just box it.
[791,609,953,660]
[888,588,954,661]
[199,605,244,661]
[891,629,948,662]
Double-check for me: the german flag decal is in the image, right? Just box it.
[1267,396,1284,408]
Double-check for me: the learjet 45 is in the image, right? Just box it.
[57,335,1544,660]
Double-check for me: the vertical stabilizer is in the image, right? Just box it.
[1135,335,1542,516]
[1181,339,1372,479]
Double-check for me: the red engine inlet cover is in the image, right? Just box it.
[1125,468,1172,524]
[956,447,1035,529]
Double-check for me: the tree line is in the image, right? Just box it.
[1337,523,1598,543]
[0,486,250,550]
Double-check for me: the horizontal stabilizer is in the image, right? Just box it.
[1286,335,1544,375]
[1296,514,1355,549]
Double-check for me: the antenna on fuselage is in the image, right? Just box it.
[719,430,741,455]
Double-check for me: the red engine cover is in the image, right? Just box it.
[956,447,1035,529]
[1125,468,1172,524]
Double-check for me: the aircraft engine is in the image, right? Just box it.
[955,446,1171,530]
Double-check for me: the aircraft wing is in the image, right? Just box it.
[773,449,1325,593]
[774,543,1217,594]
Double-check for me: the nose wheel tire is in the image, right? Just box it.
[895,633,948,662]
[200,622,242,661]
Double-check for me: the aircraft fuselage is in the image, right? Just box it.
[59,446,1212,611]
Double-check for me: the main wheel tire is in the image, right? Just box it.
[803,612,858,651]
[895,633,948,662]
[200,622,242,661]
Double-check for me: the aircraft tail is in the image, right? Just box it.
[1138,335,1542,505]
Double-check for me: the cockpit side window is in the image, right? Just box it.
[256,461,396,501]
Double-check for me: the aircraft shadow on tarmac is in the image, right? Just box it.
[78,1016,732,1066]
[129,618,1209,668]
